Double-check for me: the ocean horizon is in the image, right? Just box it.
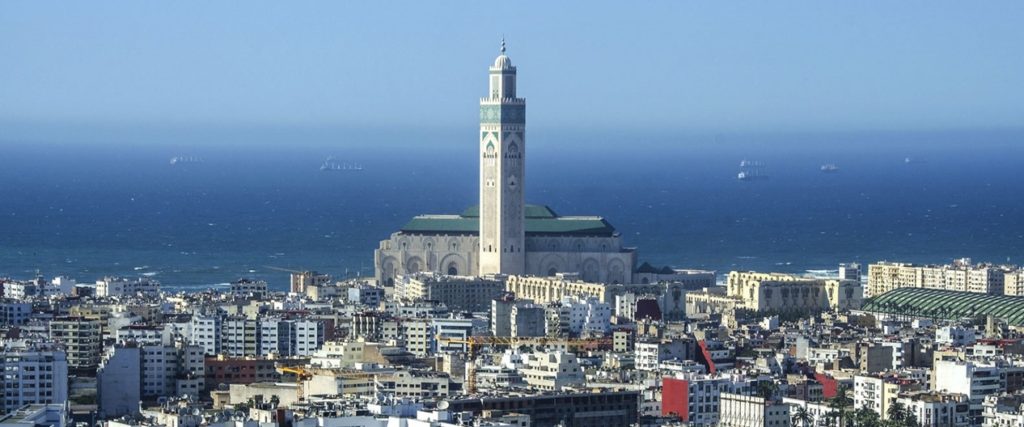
[2,125,1022,291]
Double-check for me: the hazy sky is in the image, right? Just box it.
[2,2,1022,133]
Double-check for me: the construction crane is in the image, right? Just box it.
[434,335,613,394]
[264,266,306,274]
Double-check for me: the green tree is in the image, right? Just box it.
[792,406,813,427]
[853,407,881,427]
[827,386,853,426]
[886,401,907,424]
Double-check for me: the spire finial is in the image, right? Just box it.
[500,37,506,54]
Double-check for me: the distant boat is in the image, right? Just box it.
[738,159,767,181]
[321,157,363,172]
[170,156,203,166]
[820,163,839,173]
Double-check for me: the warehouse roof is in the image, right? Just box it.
[861,287,1024,326]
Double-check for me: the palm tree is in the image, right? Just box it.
[886,400,907,424]
[853,407,881,427]
[828,386,852,427]
[902,411,920,427]
[792,406,813,427]
[757,380,779,400]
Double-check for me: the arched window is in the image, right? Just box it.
[547,268,557,277]
[447,263,458,276]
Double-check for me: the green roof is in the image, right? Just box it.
[862,288,1024,326]
[461,204,558,219]
[400,204,616,237]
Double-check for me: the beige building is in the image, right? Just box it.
[396,272,505,312]
[685,287,741,319]
[520,351,585,391]
[49,316,103,369]
[726,271,863,313]
[867,259,1009,297]
[1004,270,1024,297]
[505,273,660,305]
[289,271,331,294]
[718,392,791,427]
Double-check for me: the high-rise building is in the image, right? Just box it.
[290,271,331,294]
[0,341,69,414]
[48,316,102,370]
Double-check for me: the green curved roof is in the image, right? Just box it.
[862,288,1024,325]
[400,204,616,237]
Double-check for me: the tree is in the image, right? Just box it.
[853,407,881,427]
[757,380,779,400]
[792,406,813,427]
[827,386,853,426]
[886,401,907,424]
[902,411,920,427]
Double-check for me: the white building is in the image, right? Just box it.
[95,277,160,297]
[229,279,268,298]
[519,351,584,391]
[635,340,690,372]
[718,392,790,427]
[189,314,221,355]
[854,375,902,420]
[97,343,204,418]
[937,326,978,347]
[981,394,1024,427]
[783,398,834,427]
[0,342,69,414]
[933,360,1007,423]
[896,391,970,427]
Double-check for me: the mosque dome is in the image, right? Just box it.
[493,54,513,69]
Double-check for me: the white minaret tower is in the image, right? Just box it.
[479,39,526,276]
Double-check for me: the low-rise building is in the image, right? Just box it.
[718,392,791,427]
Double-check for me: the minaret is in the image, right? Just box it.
[479,39,526,276]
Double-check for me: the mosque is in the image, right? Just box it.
[374,42,637,286]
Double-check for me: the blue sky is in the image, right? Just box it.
[1,2,1022,133]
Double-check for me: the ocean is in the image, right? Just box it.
[1,126,1022,290]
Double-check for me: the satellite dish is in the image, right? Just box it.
[437,401,450,410]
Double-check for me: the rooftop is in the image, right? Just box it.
[862,288,1024,326]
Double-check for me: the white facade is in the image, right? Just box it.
[95,277,160,297]
[189,314,220,355]
[934,360,1007,423]
[982,394,1024,427]
[937,326,978,347]
[718,392,790,427]
[0,342,69,414]
[635,340,689,372]
[519,351,584,391]
[854,375,901,419]
[292,319,324,356]
[896,392,970,427]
